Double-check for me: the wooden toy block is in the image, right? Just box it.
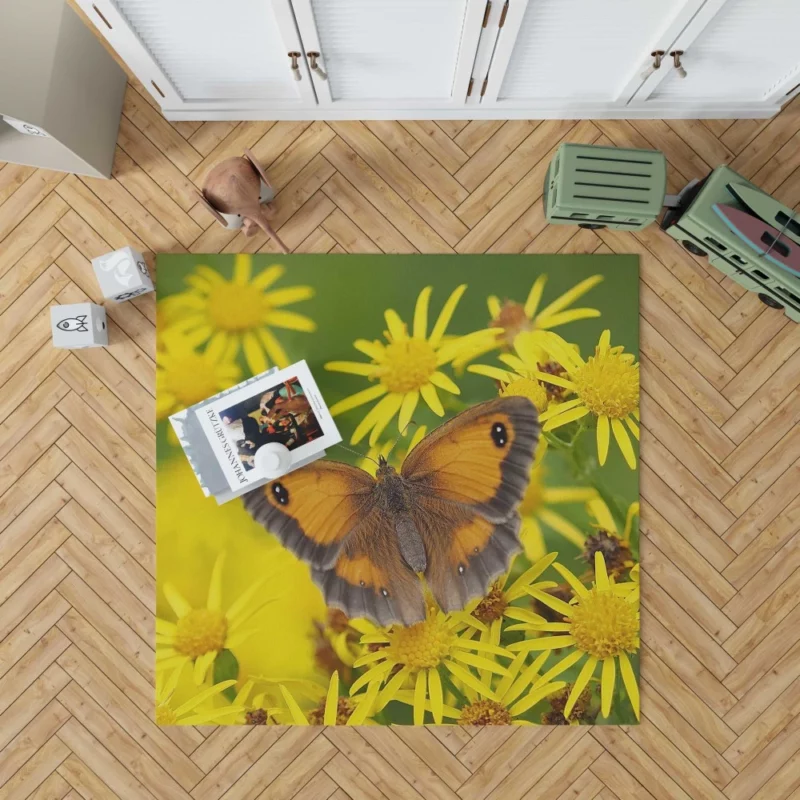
[50,302,108,348]
[92,246,153,302]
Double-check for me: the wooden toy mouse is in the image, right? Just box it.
[197,148,289,253]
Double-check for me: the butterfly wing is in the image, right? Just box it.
[313,505,426,626]
[401,396,539,611]
[243,460,375,570]
[243,460,425,626]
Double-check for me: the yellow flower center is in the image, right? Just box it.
[206,281,265,332]
[501,377,548,412]
[519,465,545,517]
[155,703,178,725]
[491,301,532,348]
[569,588,639,659]
[174,609,228,658]
[378,339,438,394]
[162,353,225,407]
[570,350,639,419]
[386,613,454,669]
[459,699,513,725]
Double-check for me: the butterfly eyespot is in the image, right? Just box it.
[381,588,389,597]
[473,547,479,554]
[271,482,289,505]
[359,580,366,587]
[490,421,508,448]
[458,565,465,575]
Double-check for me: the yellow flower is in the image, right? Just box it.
[348,603,514,725]
[325,285,494,445]
[275,671,378,726]
[537,330,639,469]
[515,439,597,560]
[156,552,277,684]
[453,274,603,368]
[156,329,242,420]
[154,665,242,725]
[509,552,640,721]
[160,255,316,375]
[393,651,566,725]
[582,498,639,576]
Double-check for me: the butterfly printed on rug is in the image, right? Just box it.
[244,396,539,626]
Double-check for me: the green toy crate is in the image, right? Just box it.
[661,165,800,323]
[544,143,667,231]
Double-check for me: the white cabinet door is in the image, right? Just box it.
[75,0,316,112]
[289,0,486,109]
[480,0,706,111]
[633,0,800,110]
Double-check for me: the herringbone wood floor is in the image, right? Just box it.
[2,59,800,799]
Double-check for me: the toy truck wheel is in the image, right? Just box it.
[578,223,606,230]
[758,293,784,310]
[682,240,708,257]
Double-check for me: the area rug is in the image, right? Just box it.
[155,254,640,726]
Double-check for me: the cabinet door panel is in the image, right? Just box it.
[482,0,706,108]
[292,0,484,107]
[77,0,315,109]
[646,0,800,103]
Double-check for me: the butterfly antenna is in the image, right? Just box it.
[334,442,379,466]
[386,419,419,458]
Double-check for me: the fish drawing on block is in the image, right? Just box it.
[713,204,800,277]
[56,315,89,332]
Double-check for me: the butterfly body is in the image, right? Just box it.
[244,396,539,627]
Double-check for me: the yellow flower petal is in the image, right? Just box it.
[376,665,412,711]
[429,285,467,347]
[612,417,637,469]
[597,415,610,465]
[163,583,192,619]
[564,656,598,719]
[468,364,512,383]
[508,681,567,718]
[506,552,558,600]
[536,275,603,321]
[553,563,590,598]
[619,651,640,720]
[233,254,252,285]
[207,553,226,611]
[348,679,381,725]
[537,509,587,549]
[450,650,510,676]
[429,371,460,394]
[242,331,267,375]
[428,668,444,725]
[532,649,584,689]
[325,361,377,377]
[413,287,432,339]
[350,660,393,695]
[524,275,547,318]
[537,308,601,329]
[264,286,314,307]
[508,635,576,653]
[525,589,575,619]
[330,384,388,417]
[280,685,309,725]
[174,679,237,717]
[398,390,420,434]
[601,657,616,718]
[263,310,316,332]
[385,309,407,341]
[353,339,385,360]
[542,405,589,431]
[420,383,444,416]
[367,393,405,446]
[595,551,611,591]
[252,265,284,289]
[487,295,502,317]
[626,415,640,441]
[324,671,340,725]
[444,661,498,700]
[413,670,427,726]
[193,650,217,685]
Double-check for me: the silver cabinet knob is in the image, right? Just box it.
[641,50,665,81]
[288,51,302,81]
[308,52,327,81]
[670,50,687,79]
